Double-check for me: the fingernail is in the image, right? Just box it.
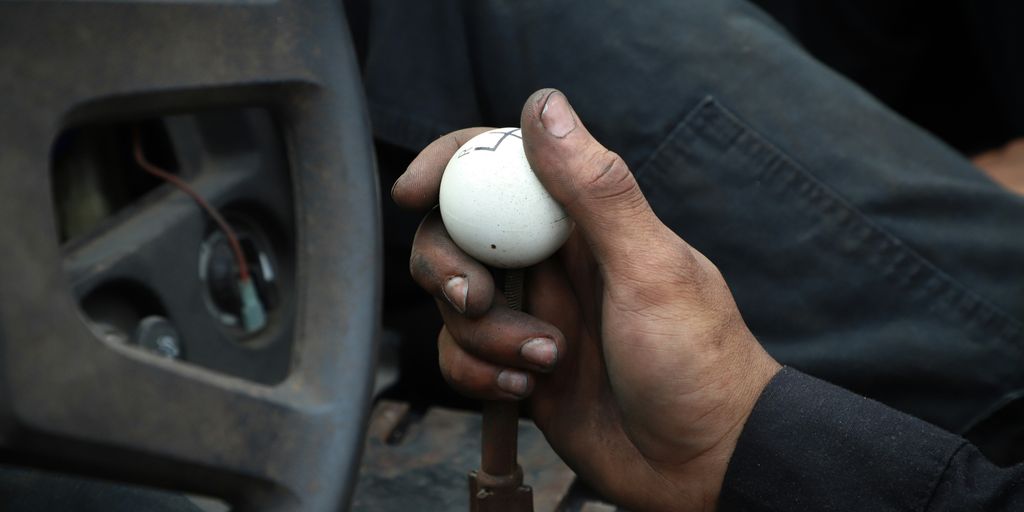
[520,338,558,369]
[496,370,529,396]
[540,91,577,138]
[442,275,468,313]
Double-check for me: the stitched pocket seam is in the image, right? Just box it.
[636,96,1024,359]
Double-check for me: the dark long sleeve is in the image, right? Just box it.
[719,367,1024,511]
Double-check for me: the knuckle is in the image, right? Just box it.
[444,363,468,389]
[408,250,440,292]
[450,130,476,150]
[581,150,640,203]
[408,250,427,279]
[441,350,471,389]
[460,320,490,356]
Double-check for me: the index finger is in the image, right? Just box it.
[391,127,493,210]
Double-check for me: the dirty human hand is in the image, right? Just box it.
[393,89,782,511]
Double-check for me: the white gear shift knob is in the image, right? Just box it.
[439,127,574,269]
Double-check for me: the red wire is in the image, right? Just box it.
[131,127,250,282]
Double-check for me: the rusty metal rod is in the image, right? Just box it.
[469,268,533,511]
[479,268,524,475]
[481,400,519,476]
[484,268,525,476]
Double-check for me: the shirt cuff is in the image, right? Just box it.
[719,367,966,512]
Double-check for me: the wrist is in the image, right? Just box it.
[704,345,782,500]
[660,345,783,511]
[614,349,782,512]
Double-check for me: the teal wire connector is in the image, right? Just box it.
[239,278,267,333]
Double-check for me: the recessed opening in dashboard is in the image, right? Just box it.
[51,119,180,243]
[54,108,297,385]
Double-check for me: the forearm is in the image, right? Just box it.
[719,367,1024,511]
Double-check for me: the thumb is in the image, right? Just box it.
[521,89,663,270]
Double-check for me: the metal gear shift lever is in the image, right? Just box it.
[438,128,574,511]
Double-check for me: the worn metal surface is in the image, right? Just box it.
[481,401,522,478]
[0,1,379,511]
[469,467,535,512]
[474,400,534,511]
[352,401,576,512]
[468,268,534,511]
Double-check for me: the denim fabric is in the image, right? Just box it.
[362,0,1024,454]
